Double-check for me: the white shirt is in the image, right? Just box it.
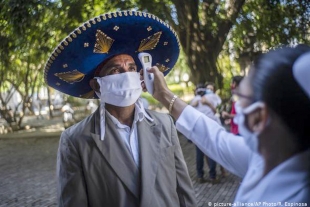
[190,93,222,124]
[204,93,222,107]
[105,99,153,167]
[176,106,310,205]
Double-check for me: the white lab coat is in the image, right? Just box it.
[176,106,310,206]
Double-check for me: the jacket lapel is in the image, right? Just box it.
[90,110,140,199]
[138,118,161,207]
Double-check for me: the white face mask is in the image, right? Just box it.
[234,101,265,153]
[95,72,142,107]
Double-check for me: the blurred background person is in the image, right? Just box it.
[190,83,226,184]
[61,102,75,128]
[86,100,98,114]
[222,76,243,135]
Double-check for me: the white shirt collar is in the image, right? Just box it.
[99,98,153,141]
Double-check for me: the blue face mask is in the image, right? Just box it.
[234,101,266,153]
[205,89,213,94]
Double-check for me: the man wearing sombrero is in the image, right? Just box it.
[45,11,197,207]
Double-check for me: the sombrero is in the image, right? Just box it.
[44,10,180,99]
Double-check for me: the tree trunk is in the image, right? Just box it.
[171,0,245,87]
[47,87,53,119]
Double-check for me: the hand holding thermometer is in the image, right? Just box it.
[138,52,154,94]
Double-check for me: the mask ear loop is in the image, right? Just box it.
[245,102,272,135]
[94,77,106,141]
[243,102,265,114]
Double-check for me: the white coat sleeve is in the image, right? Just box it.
[176,106,251,178]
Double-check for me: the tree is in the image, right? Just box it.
[229,0,310,73]
[0,0,60,128]
[57,0,247,86]
[1,0,310,130]
[132,0,246,87]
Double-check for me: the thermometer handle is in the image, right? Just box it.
[138,53,154,94]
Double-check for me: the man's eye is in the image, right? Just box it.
[109,68,119,74]
[130,67,137,71]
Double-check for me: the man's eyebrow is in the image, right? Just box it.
[104,64,120,69]
[104,62,136,69]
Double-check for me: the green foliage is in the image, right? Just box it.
[217,53,242,99]
[141,92,159,106]
[229,0,310,60]
[1,0,310,122]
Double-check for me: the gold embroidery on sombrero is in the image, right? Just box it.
[137,31,162,52]
[54,70,85,84]
[71,32,77,38]
[101,14,107,20]
[80,90,95,99]
[156,63,170,73]
[113,26,119,31]
[147,26,152,31]
[67,36,72,42]
[76,28,82,34]
[93,30,114,54]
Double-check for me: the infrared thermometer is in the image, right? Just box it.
[138,52,154,94]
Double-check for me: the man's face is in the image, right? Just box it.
[206,85,214,92]
[97,54,137,77]
[231,81,236,90]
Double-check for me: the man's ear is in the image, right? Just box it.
[89,79,100,92]
[252,105,269,133]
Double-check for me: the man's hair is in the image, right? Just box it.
[195,83,206,96]
[232,76,243,86]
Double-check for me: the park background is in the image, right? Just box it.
[1,0,310,131]
[0,1,310,206]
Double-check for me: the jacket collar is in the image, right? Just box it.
[91,108,161,202]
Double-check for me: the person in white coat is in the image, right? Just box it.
[141,44,310,205]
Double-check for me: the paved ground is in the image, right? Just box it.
[0,115,241,207]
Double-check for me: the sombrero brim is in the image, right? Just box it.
[44,10,180,99]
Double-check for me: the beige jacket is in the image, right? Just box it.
[57,108,197,207]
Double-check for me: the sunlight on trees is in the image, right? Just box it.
[0,0,309,129]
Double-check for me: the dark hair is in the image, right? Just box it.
[195,83,206,96]
[251,44,310,150]
[232,76,243,86]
